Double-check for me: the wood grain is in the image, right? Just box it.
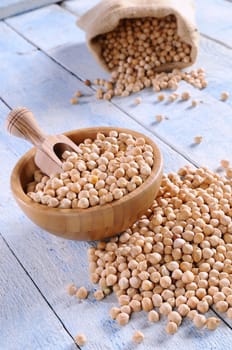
[0,235,78,350]
[195,0,232,47]
[61,0,100,17]
[0,0,61,20]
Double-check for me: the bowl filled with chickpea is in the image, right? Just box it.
[9,115,163,240]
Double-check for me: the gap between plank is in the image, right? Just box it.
[0,232,81,350]
[210,306,232,330]
[200,32,232,50]
[0,96,12,110]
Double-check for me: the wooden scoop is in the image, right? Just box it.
[6,107,82,176]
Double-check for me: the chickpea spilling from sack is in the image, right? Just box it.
[91,16,207,99]
[26,131,154,208]
[83,166,232,337]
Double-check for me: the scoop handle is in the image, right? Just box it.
[6,107,46,147]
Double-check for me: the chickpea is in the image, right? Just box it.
[74,334,87,346]
[220,92,229,101]
[215,300,228,313]
[226,308,232,319]
[132,330,144,343]
[193,314,206,328]
[94,290,105,301]
[166,321,178,334]
[76,287,88,299]
[148,310,160,322]
[160,276,172,288]
[116,312,130,326]
[182,271,195,284]
[178,304,190,316]
[168,311,182,326]
[66,283,77,296]
[206,317,220,330]
[109,307,121,320]
[159,302,172,315]
[142,297,153,312]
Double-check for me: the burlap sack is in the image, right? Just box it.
[77,0,199,73]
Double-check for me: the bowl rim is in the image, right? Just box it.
[11,126,163,216]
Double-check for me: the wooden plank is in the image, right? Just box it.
[6,5,232,171]
[61,0,100,17]
[0,0,60,20]
[2,24,232,350]
[0,235,77,350]
[195,0,232,48]
[0,20,33,53]
[6,4,85,50]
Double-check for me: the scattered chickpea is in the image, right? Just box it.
[134,97,142,105]
[76,287,88,299]
[226,308,232,319]
[220,92,229,101]
[85,79,91,86]
[178,304,190,316]
[109,307,121,320]
[74,334,87,346]
[148,310,160,322]
[226,168,232,178]
[194,136,203,144]
[166,321,178,334]
[181,91,191,101]
[220,160,230,169]
[66,283,77,296]
[157,94,165,102]
[94,289,105,301]
[206,317,220,330]
[75,90,82,97]
[132,330,144,343]
[191,100,198,107]
[193,314,206,328]
[116,312,130,326]
[159,302,172,315]
[187,310,198,320]
[168,311,182,326]
[168,93,179,102]
[215,300,228,313]
[155,115,164,122]
[70,97,78,104]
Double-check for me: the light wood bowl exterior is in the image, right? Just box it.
[10,127,163,241]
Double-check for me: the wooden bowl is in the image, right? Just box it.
[10,127,163,240]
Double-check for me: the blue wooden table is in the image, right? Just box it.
[1,1,232,349]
